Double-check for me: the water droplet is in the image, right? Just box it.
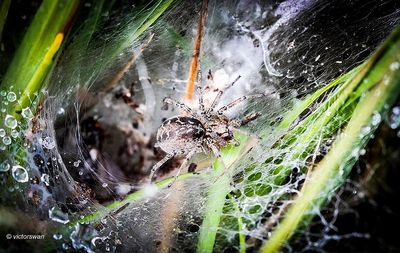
[42,137,56,149]
[41,173,50,186]
[390,62,399,71]
[70,224,98,252]
[360,125,371,136]
[351,148,360,157]
[2,136,11,145]
[53,233,63,240]
[73,160,81,167]
[100,218,107,225]
[78,170,83,176]
[0,161,10,172]
[6,92,16,102]
[0,90,6,96]
[0,129,5,137]
[57,107,65,115]
[49,206,70,224]
[11,165,29,183]
[389,106,400,129]
[62,243,69,250]
[4,115,17,129]
[359,149,366,155]
[102,183,108,188]
[143,184,158,197]
[21,107,33,119]
[11,130,18,138]
[371,112,381,126]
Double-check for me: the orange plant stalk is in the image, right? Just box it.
[184,0,208,101]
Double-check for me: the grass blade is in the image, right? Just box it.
[0,0,10,42]
[260,26,400,253]
[279,65,362,129]
[0,0,79,119]
[196,133,253,253]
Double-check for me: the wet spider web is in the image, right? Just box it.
[1,0,400,252]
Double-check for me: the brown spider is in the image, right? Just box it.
[150,75,267,186]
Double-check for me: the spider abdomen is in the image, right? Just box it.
[156,116,205,155]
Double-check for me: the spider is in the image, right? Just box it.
[149,73,267,186]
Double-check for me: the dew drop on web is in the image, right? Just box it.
[11,165,29,183]
[4,115,17,129]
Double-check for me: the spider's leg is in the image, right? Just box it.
[197,61,203,87]
[149,153,174,182]
[199,85,211,112]
[229,138,241,147]
[168,149,197,187]
[203,138,220,159]
[238,112,262,126]
[206,140,237,185]
[196,68,207,112]
[216,93,267,115]
[206,140,231,171]
[206,75,241,114]
[163,97,193,114]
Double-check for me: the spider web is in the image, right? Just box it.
[1,0,400,252]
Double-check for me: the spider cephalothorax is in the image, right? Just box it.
[202,114,236,148]
[149,75,266,185]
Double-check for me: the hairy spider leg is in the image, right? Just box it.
[207,139,237,184]
[168,149,198,187]
[196,67,203,97]
[198,85,211,113]
[149,152,175,182]
[239,112,262,126]
[196,66,209,112]
[206,75,241,114]
[199,69,213,110]
[217,93,267,115]
[163,97,193,114]
[205,138,230,172]
[198,70,214,114]
[229,138,241,147]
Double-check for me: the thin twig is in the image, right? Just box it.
[184,0,208,101]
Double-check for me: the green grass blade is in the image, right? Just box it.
[228,194,246,253]
[196,133,251,253]
[56,133,252,252]
[279,65,362,129]
[0,0,79,118]
[77,172,197,225]
[196,160,231,253]
[52,0,176,94]
[0,0,10,42]
[260,26,400,253]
